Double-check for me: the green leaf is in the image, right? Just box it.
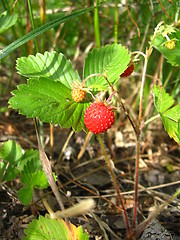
[79,226,89,240]
[152,29,180,66]
[20,159,44,186]
[0,140,22,164]
[20,169,49,190]
[23,215,89,240]
[177,120,180,141]
[32,171,49,189]
[161,104,180,143]
[17,149,40,171]
[0,6,94,60]
[18,159,50,205]
[0,162,19,182]
[18,186,33,205]
[153,85,180,143]
[0,11,18,34]
[20,157,56,188]
[16,51,81,88]
[83,44,131,90]
[9,77,90,132]
[153,85,174,113]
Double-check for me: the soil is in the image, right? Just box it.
[0,100,180,240]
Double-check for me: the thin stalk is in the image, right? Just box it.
[98,134,130,237]
[135,188,180,238]
[144,114,160,126]
[27,0,45,146]
[40,0,46,51]
[94,0,101,48]
[27,0,39,52]
[34,118,65,211]
[114,0,118,43]
[40,190,54,215]
[133,49,149,230]
[77,132,93,160]
[58,130,74,163]
[50,124,54,158]
[175,6,179,23]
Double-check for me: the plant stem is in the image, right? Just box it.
[98,134,130,237]
[94,0,101,48]
[77,132,93,160]
[58,129,74,163]
[27,0,45,146]
[27,0,39,52]
[144,114,160,126]
[135,188,180,238]
[114,0,118,43]
[133,49,149,230]
[34,118,65,211]
[40,0,46,51]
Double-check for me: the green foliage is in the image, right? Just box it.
[0,140,54,205]
[18,158,51,205]
[9,44,130,132]
[0,6,94,60]
[152,28,180,67]
[153,85,180,143]
[9,77,89,132]
[18,149,41,171]
[0,139,22,163]
[83,44,130,91]
[0,140,22,182]
[0,161,19,182]
[23,215,89,240]
[0,11,17,34]
[155,23,176,37]
[18,186,34,206]
[16,51,81,88]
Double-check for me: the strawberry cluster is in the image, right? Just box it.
[84,102,115,134]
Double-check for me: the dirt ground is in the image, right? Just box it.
[0,98,180,239]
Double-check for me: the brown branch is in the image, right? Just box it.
[126,0,140,37]
[158,0,172,20]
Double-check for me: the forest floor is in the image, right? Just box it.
[0,90,180,240]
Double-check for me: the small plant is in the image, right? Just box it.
[0,2,180,238]
[7,27,180,237]
[0,140,54,205]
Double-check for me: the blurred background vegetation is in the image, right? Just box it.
[0,0,179,110]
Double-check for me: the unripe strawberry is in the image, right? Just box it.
[120,63,134,78]
[84,102,115,134]
[165,40,176,50]
[71,88,86,103]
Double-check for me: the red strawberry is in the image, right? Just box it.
[84,102,115,134]
[120,63,134,78]
[71,88,86,103]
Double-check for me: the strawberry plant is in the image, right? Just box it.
[0,140,55,205]
[1,1,180,239]
[9,44,130,132]
[8,33,180,238]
